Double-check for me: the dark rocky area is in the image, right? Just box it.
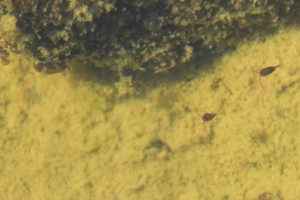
[0,0,298,76]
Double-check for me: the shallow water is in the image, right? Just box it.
[0,15,300,200]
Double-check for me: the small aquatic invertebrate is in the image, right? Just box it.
[0,48,8,58]
[193,107,216,134]
[252,65,280,90]
[201,113,217,134]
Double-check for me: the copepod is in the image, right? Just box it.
[193,107,217,134]
[252,65,280,91]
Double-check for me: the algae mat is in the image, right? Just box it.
[0,26,300,200]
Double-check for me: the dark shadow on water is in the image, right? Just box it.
[67,48,229,101]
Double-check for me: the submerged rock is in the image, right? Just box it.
[1,0,299,75]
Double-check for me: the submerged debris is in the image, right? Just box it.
[34,61,68,75]
[0,38,20,65]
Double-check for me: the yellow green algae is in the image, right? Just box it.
[1,17,300,200]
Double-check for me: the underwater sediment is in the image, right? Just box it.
[1,0,299,75]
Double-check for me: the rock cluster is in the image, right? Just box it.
[1,0,298,74]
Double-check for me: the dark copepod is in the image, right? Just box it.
[258,65,280,91]
[259,65,279,76]
[251,65,280,91]
[202,113,216,122]
[193,107,217,134]
[201,113,217,134]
